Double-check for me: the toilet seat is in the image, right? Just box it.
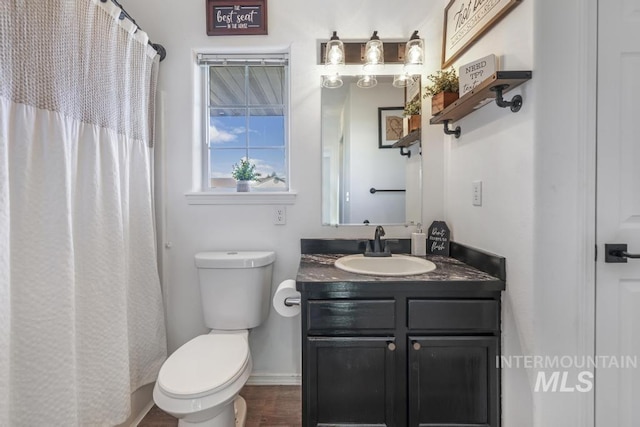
[156,334,250,399]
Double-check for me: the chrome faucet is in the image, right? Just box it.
[364,225,391,257]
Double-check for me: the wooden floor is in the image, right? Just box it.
[138,385,301,427]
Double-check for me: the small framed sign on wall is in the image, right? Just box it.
[206,0,268,36]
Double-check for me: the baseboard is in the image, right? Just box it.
[112,382,155,427]
[247,373,301,386]
[130,399,155,427]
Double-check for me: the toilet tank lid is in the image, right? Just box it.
[195,251,276,268]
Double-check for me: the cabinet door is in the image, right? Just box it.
[305,336,397,426]
[408,336,499,427]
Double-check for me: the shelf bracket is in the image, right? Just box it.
[399,147,411,158]
[491,84,523,112]
[443,120,461,138]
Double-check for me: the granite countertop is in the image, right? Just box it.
[296,253,500,284]
[295,239,506,293]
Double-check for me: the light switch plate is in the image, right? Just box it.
[472,181,482,206]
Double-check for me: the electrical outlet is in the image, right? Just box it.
[472,181,482,206]
[273,205,286,225]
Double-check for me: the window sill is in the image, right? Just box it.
[185,191,297,205]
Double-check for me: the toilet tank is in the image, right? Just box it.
[194,251,276,330]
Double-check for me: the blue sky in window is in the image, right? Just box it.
[209,114,246,147]
[209,113,285,180]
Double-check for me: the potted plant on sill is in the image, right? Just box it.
[403,98,422,133]
[231,158,260,192]
[424,67,459,115]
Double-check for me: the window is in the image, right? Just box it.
[198,53,289,192]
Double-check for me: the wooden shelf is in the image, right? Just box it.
[391,129,421,157]
[429,71,532,132]
[392,129,421,148]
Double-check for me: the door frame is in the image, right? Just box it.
[533,0,597,425]
[574,0,597,422]
[574,0,597,424]
[579,0,597,423]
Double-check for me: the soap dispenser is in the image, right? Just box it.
[411,223,427,256]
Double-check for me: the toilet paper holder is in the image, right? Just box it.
[284,297,301,306]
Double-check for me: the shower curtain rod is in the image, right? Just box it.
[99,0,167,61]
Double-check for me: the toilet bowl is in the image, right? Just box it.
[153,331,251,426]
[153,251,275,427]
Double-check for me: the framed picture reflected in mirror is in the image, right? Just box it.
[378,107,404,148]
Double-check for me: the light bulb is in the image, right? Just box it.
[322,73,343,89]
[366,44,382,63]
[357,74,377,88]
[393,73,411,88]
[327,44,344,65]
[407,43,423,64]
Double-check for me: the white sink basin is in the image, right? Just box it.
[334,254,437,277]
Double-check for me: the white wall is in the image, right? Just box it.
[126,0,439,383]
[434,0,536,425]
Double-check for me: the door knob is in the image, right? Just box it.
[605,243,640,263]
[387,342,396,351]
[413,342,421,350]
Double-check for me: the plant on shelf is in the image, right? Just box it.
[404,98,421,116]
[423,68,459,96]
[231,158,261,192]
[423,67,459,115]
[404,98,422,132]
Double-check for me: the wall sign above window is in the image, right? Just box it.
[442,0,521,68]
[206,0,268,36]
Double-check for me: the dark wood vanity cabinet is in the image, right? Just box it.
[408,335,499,426]
[300,293,502,427]
[303,299,398,426]
[306,336,397,425]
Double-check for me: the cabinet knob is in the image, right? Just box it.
[413,342,421,351]
[387,342,396,351]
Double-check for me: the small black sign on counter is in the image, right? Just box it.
[427,221,450,255]
[206,0,268,36]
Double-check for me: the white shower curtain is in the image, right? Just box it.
[0,1,167,425]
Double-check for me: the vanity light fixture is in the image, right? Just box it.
[320,31,423,89]
[392,31,423,87]
[322,31,345,88]
[363,31,384,70]
[324,31,345,69]
[360,31,382,88]
[403,30,424,74]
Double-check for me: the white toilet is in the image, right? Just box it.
[153,251,276,427]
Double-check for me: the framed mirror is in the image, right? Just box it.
[321,75,422,226]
